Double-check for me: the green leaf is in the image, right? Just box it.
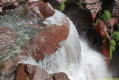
[112,31,119,41]
[100,10,111,22]
[111,39,116,46]
[59,0,67,12]
[110,39,116,59]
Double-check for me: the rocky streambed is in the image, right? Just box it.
[0,0,119,80]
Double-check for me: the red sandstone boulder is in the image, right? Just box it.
[95,20,108,38]
[15,63,49,80]
[24,17,69,61]
[0,27,16,49]
[95,20,111,67]
[90,13,97,22]
[2,60,15,75]
[28,0,55,18]
[51,72,70,80]
[15,63,70,80]
[44,72,70,80]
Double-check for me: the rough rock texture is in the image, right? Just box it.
[15,63,49,80]
[24,17,69,61]
[0,0,28,12]
[80,0,102,14]
[110,0,119,17]
[28,0,55,18]
[15,63,70,80]
[2,60,15,75]
[0,27,16,49]
[45,72,70,80]
[0,0,70,79]
[42,0,60,9]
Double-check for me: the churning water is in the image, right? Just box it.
[40,10,112,80]
[0,7,111,79]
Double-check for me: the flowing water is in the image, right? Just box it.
[0,5,111,79]
[40,10,112,80]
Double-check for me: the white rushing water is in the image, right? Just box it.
[40,10,112,80]
[21,10,111,80]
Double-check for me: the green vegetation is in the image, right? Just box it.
[59,0,67,12]
[75,2,83,7]
[110,31,119,59]
[110,39,116,59]
[100,10,111,22]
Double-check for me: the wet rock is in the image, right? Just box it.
[44,72,70,80]
[0,27,16,49]
[15,63,70,80]
[0,0,28,13]
[28,0,55,18]
[90,12,97,22]
[80,0,102,14]
[107,18,117,34]
[95,20,111,67]
[95,20,108,38]
[2,60,15,75]
[51,72,70,80]
[15,63,49,80]
[110,0,119,17]
[25,17,69,61]
[42,0,60,9]
[101,39,110,68]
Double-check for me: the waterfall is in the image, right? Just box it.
[40,10,111,80]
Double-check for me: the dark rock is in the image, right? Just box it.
[15,63,70,80]
[15,63,49,80]
[0,0,28,13]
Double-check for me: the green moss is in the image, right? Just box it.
[100,10,111,22]
[110,31,119,59]
[59,0,67,12]
[75,2,82,7]
[110,39,116,59]
[111,31,119,41]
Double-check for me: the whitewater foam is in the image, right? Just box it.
[40,10,111,80]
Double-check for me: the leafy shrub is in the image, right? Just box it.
[110,31,119,59]
[111,31,119,41]
[100,10,111,22]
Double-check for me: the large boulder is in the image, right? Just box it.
[15,63,49,80]
[0,0,70,79]
[15,63,70,80]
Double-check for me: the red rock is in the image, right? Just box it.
[85,0,102,13]
[15,63,48,80]
[3,60,15,75]
[25,17,69,61]
[95,20,107,38]
[107,18,117,34]
[28,0,55,18]
[52,72,70,80]
[90,13,97,22]
[95,20,110,67]
[0,27,16,49]
[44,72,70,80]
[101,39,110,68]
